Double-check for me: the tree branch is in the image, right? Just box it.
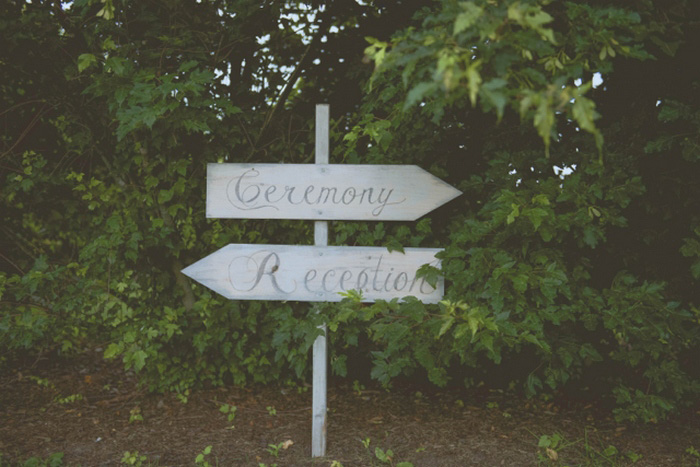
[250,12,332,158]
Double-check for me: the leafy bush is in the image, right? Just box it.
[1,0,698,422]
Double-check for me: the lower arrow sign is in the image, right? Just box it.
[182,244,444,303]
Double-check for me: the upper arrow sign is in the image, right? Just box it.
[206,163,462,221]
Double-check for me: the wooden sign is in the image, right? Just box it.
[183,105,461,458]
[206,163,462,221]
[181,244,444,304]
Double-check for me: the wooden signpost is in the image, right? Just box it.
[182,104,461,457]
[312,104,329,457]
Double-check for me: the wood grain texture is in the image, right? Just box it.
[312,104,329,458]
[181,244,444,303]
[206,163,462,221]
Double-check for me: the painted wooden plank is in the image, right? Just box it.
[311,330,327,457]
[312,104,329,458]
[181,244,444,304]
[206,163,462,221]
[315,104,329,166]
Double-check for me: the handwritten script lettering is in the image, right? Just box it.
[225,168,406,216]
[228,250,296,294]
[227,249,437,299]
[182,244,444,303]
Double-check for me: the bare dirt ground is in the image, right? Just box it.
[1,351,699,466]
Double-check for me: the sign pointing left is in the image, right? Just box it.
[181,244,443,303]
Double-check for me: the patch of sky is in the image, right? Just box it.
[553,164,575,179]
[507,167,522,187]
[281,3,322,45]
[215,65,232,87]
[573,72,604,89]
[215,4,340,104]
[257,34,271,46]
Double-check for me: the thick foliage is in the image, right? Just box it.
[1,0,698,422]
[0,0,388,391]
[348,0,700,422]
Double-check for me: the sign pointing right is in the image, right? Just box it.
[206,163,462,221]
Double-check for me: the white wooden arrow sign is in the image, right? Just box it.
[182,244,443,303]
[206,163,462,221]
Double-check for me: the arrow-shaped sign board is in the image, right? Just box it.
[206,163,462,221]
[182,244,444,304]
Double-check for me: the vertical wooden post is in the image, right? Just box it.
[312,104,329,457]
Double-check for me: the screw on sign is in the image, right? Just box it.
[182,104,462,457]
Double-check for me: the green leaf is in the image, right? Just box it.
[506,204,520,225]
[77,53,97,73]
[385,238,405,253]
[512,274,528,293]
[691,262,700,279]
[533,97,554,156]
[102,37,116,50]
[131,350,148,371]
[466,60,482,106]
[96,0,115,20]
[438,316,455,338]
[572,95,598,134]
[524,207,548,231]
[365,37,389,69]
[178,60,199,73]
[416,264,441,288]
[454,3,484,35]
[582,225,598,248]
[105,57,127,75]
[467,314,479,337]
[158,189,174,204]
[404,82,438,109]
[481,79,508,120]
[104,342,122,359]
